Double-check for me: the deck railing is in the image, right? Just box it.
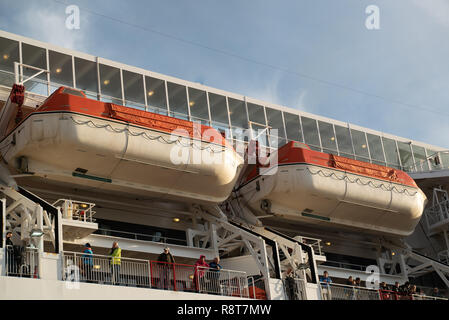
[320,282,381,300]
[320,283,448,300]
[95,228,187,246]
[196,266,250,298]
[5,245,39,278]
[61,251,252,298]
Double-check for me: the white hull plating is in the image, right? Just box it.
[240,164,427,237]
[0,112,244,204]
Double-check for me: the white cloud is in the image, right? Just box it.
[12,4,90,51]
[412,0,449,28]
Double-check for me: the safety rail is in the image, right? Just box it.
[379,290,448,301]
[284,277,307,300]
[150,260,196,292]
[300,237,323,256]
[54,199,96,223]
[95,228,187,246]
[320,282,380,300]
[62,251,151,287]
[61,251,254,298]
[196,266,250,298]
[411,294,448,301]
[5,245,39,278]
[322,260,368,271]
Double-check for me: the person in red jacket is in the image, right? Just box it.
[194,255,209,292]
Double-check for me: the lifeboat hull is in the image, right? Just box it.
[240,159,426,237]
[0,111,243,204]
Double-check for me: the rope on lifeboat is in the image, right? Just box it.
[69,116,227,154]
[306,167,419,196]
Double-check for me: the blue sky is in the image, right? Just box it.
[0,0,448,148]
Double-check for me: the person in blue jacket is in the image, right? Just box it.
[82,243,94,283]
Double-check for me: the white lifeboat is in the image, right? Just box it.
[0,86,244,204]
[238,141,427,237]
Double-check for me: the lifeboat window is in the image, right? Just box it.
[228,98,248,129]
[74,58,98,95]
[49,50,73,87]
[62,88,85,97]
[284,112,303,143]
[335,125,353,155]
[301,117,320,150]
[145,76,167,114]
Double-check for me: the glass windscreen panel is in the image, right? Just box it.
[228,98,248,129]
[209,93,228,124]
[123,70,145,109]
[251,123,268,147]
[301,117,320,150]
[247,103,266,125]
[0,37,19,86]
[283,112,303,142]
[397,141,414,171]
[367,133,386,165]
[334,125,353,156]
[382,137,401,169]
[21,43,47,95]
[351,129,369,160]
[49,51,73,89]
[99,64,122,104]
[318,121,337,152]
[167,82,188,118]
[145,76,167,114]
[74,57,98,97]
[266,108,285,138]
[188,88,209,121]
[412,145,429,172]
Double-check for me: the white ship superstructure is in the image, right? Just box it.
[0,30,448,300]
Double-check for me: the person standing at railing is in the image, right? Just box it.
[432,287,442,298]
[5,232,16,275]
[82,243,94,283]
[109,242,121,285]
[346,276,355,286]
[319,271,332,285]
[157,247,175,290]
[319,271,332,300]
[208,257,222,295]
[194,255,209,292]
